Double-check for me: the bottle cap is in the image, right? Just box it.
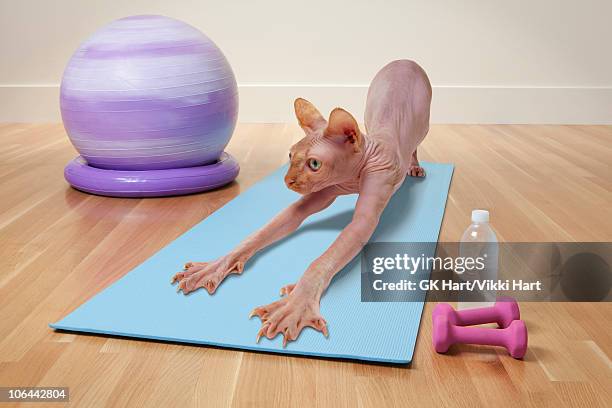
[471,209,489,223]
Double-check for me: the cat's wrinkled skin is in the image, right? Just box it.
[172,60,432,346]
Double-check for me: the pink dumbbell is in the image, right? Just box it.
[432,298,520,328]
[433,314,528,359]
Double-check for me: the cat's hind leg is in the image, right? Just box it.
[408,150,426,177]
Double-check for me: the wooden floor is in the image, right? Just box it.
[0,123,610,407]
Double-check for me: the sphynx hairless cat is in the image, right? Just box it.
[172,60,432,346]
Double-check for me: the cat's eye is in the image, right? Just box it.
[308,158,322,171]
[288,152,292,159]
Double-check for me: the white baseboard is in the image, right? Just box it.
[1,84,610,124]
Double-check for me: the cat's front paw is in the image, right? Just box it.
[171,254,246,295]
[249,288,328,347]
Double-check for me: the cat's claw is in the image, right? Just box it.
[250,291,328,347]
[256,324,269,343]
[248,307,262,320]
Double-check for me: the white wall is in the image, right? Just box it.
[1,0,611,123]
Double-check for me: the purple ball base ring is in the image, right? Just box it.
[65,152,239,198]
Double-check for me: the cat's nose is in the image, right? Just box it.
[285,176,296,186]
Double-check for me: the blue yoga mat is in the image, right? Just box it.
[51,162,453,364]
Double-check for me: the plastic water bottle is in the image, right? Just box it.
[457,209,498,310]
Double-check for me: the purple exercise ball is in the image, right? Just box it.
[60,15,238,172]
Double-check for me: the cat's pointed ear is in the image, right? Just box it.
[294,98,326,131]
[324,108,363,152]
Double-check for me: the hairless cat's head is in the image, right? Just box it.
[285,98,364,194]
